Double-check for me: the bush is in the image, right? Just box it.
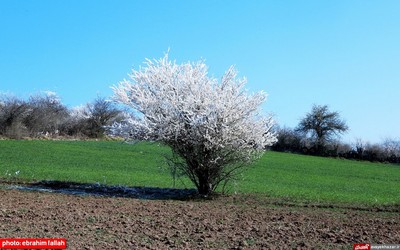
[109,54,277,195]
[0,96,29,139]
[0,93,124,139]
[271,127,303,153]
[59,97,124,138]
[271,125,400,164]
[24,92,68,137]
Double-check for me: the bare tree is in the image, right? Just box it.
[59,105,91,137]
[24,92,68,137]
[109,53,277,196]
[0,96,29,138]
[85,97,122,138]
[60,97,123,138]
[353,138,367,160]
[382,138,400,159]
[296,104,348,155]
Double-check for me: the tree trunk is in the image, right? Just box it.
[197,174,213,196]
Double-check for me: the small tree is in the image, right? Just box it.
[382,138,400,163]
[24,92,68,137]
[59,105,91,137]
[0,96,29,139]
[85,97,122,138]
[296,104,348,155]
[60,97,123,138]
[109,54,277,196]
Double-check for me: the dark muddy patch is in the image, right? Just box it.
[6,180,197,200]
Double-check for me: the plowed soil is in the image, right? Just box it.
[0,188,399,249]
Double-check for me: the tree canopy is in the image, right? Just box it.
[296,104,348,154]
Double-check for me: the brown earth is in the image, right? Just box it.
[0,188,399,250]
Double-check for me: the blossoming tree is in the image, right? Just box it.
[110,54,277,196]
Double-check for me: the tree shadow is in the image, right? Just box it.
[10,180,198,200]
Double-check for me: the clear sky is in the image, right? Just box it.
[1,0,399,143]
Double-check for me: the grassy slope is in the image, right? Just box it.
[242,151,400,206]
[0,140,399,206]
[0,140,179,188]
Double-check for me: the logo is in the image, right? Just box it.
[353,244,370,250]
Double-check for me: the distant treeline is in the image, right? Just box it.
[271,127,400,164]
[0,92,126,139]
[1,92,399,164]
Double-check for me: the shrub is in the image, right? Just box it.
[109,53,277,195]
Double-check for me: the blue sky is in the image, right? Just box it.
[1,0,399,143]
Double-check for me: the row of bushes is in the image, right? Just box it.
[2,93,399,164]
[0,92,125,139]
[272,127,400,164]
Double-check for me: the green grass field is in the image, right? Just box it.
[0,140,399,207]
